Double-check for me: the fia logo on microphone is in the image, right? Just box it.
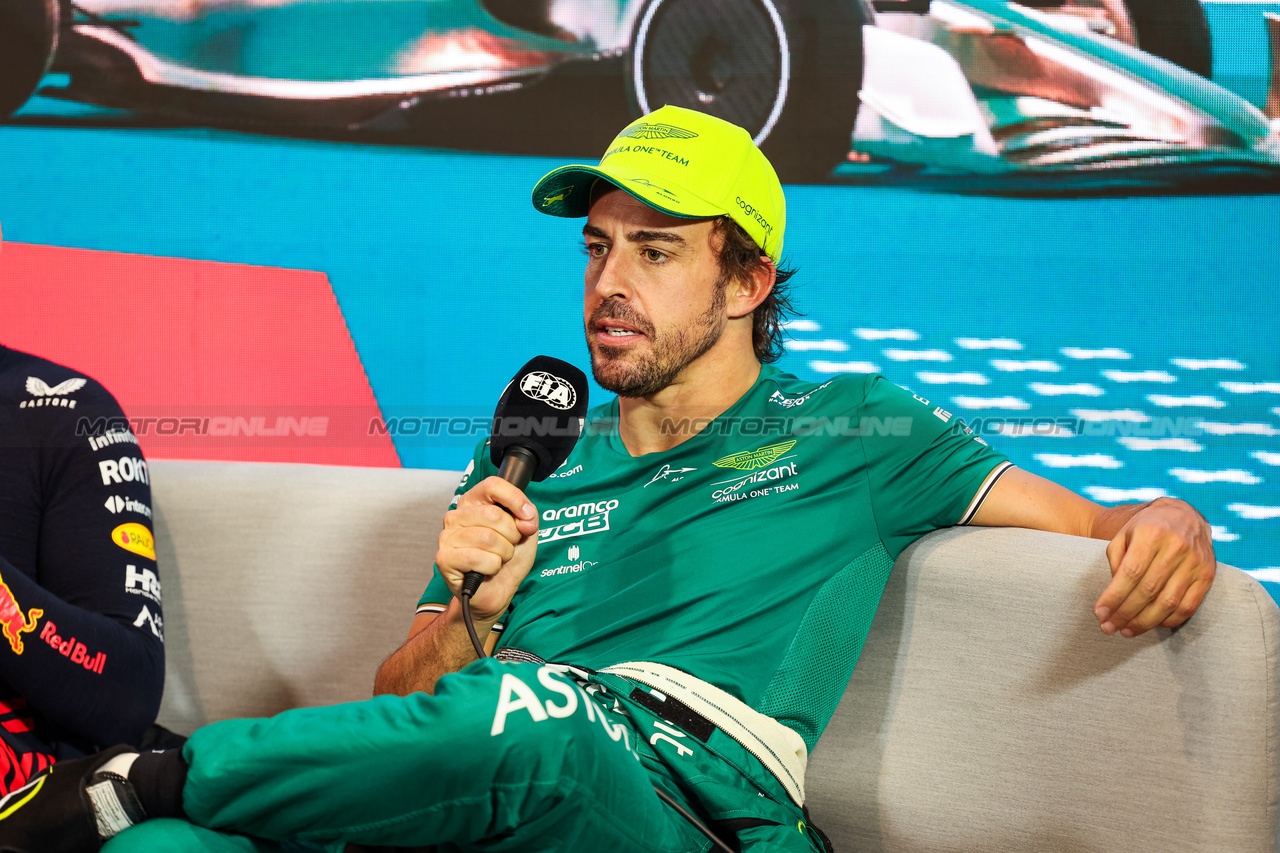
[520,371,577,410]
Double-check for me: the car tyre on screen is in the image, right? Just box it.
[1121,0,1213,79]
[0,0,60,120]
[626,0,872,183]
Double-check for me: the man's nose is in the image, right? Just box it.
[591,252,633,300]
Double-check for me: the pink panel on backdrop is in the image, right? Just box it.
[0,242,400,467]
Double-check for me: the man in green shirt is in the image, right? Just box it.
[0,106,1216,853]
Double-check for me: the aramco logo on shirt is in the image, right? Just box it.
[712,440,796,470]
[540,499,619,544]
[520,371,576,410]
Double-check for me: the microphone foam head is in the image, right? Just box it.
[490,356,590,480]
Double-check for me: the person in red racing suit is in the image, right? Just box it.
[0,344,165,794]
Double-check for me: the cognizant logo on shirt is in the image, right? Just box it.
[710,463,799,503]
[709,442,801,504]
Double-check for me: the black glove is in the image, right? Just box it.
[0,744,145,853]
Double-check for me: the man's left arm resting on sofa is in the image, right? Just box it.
[970,466,1216,639]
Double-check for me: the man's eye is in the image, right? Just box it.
[644,249,667,263]
[583,243,607,257]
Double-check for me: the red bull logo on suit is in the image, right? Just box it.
[0,577,43,655]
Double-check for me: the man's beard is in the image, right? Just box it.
[586,279,729,398]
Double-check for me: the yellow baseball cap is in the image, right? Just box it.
[531,105,786,262]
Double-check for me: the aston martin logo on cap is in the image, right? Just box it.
[713,440,797,471]
[541,187,572,207]
[621,123,699,141]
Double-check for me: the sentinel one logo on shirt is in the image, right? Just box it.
[520,371,577,410]
[18,376,86,409]
[539,499,619,544]
[540,545,599,578]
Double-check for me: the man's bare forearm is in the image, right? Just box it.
[372,599,496,696]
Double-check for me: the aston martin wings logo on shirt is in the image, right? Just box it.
[26,377,86,397]
[620,123,698,141]
[712,440,797,471]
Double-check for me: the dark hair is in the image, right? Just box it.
[711,217,800,364]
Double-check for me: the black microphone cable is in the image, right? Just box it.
[459,574,487,660]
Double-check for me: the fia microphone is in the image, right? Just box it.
[460,356,590,600]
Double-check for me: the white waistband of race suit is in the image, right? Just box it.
[600,661,808,806]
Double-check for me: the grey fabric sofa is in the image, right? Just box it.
[149,459,1280,852]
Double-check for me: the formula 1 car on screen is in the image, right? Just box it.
[3,0,1279,184]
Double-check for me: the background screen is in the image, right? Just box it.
[2,0,1278,592]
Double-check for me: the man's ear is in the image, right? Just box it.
[727,256,777,320]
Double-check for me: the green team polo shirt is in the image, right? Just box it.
[419,365,1011,749]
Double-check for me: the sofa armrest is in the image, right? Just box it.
[150,460,459,734]
[807,526,1279,853]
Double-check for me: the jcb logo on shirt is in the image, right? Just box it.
[539,499,619,544]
